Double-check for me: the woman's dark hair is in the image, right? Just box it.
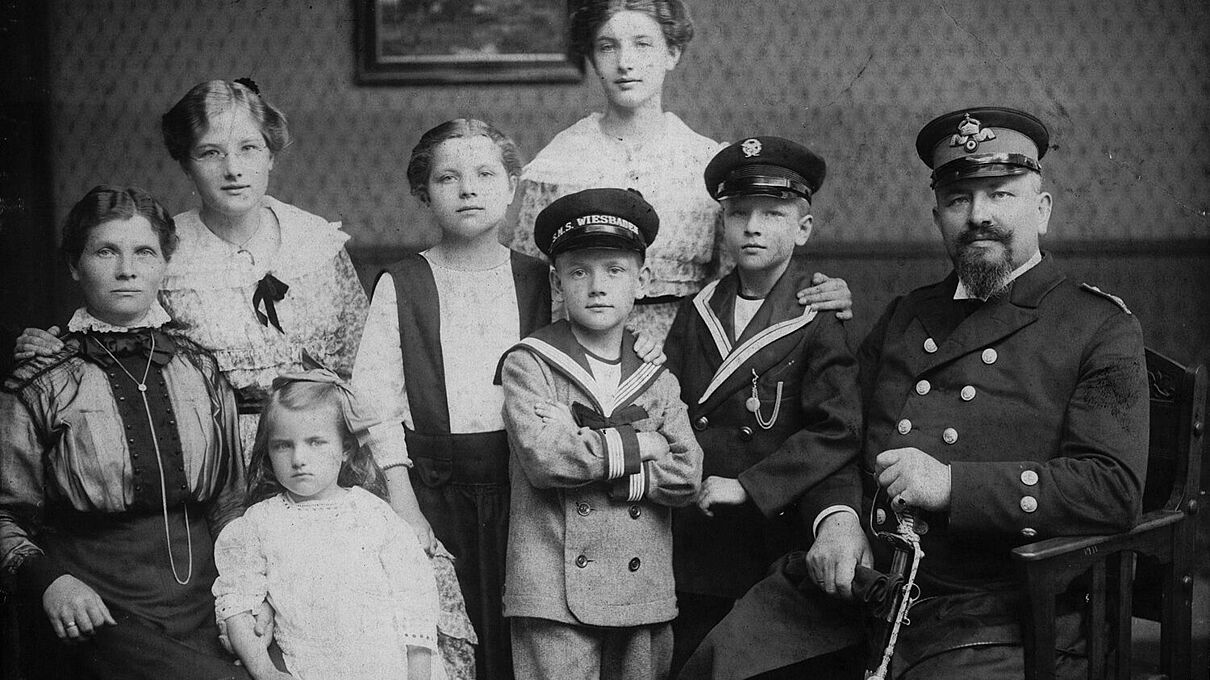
[569,0,695,63]
[246,380,388,505]
[161,79,291,163]
[60,185,178,266]
[406,118,525,204]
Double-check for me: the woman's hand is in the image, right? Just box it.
[633,330,666,365]
[15,326,64,361]
[42,574,116,641]
[796,274,854,320]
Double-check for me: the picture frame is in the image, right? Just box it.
[355,0,583,85]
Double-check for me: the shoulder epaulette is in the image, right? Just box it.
[1080,283,1131,314]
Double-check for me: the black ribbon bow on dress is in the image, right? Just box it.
[252,273,290,333]
[80,330,177,368]
[571,401,649,429]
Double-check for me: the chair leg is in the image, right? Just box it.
[1111,552,1134,680]
[1163,523,1195,680]
[1023,568,1058,680]
[1090,562,1107,680]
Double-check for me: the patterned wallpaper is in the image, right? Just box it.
[43,0,1209,252]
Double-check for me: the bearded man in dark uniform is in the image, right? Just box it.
[677,107,1149,680]
[855,106,1149,679]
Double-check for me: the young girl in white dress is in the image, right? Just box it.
[212,370,445,680]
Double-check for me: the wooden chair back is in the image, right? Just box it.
[1015,348,1206,680]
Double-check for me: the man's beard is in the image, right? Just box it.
[954,227,1014,300]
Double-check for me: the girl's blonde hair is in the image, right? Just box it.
[405,118,525,205]
[246,380,387,504]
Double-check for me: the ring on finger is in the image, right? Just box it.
[65,622,78,629]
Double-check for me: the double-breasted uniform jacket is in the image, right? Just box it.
[498,321,703,627]
[859,254,1149,658]
[664,259,863,599]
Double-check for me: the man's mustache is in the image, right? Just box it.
[957,226,1012,246]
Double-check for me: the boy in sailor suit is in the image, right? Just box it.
[498,188,703,680]
[664,136,866,674]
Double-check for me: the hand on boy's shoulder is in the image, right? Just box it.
[632,330,667,365]
[796,273,854,320]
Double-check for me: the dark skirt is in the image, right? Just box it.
[409,429,512,680]
[19,505,246,680]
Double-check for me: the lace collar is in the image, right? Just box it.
[67,302,172,333]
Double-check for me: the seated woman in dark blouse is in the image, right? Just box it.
[0,186,248,679]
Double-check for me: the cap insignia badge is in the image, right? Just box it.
[950,113,996,152]
[741,138,762,157]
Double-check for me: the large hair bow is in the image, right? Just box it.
[272,368,380,448]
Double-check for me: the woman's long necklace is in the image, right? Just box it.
[96,333,194,586]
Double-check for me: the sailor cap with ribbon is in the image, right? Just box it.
[915,106,1050,188]
[534,187,660,259]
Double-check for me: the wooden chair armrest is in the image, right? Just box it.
[1012,511,1184,563]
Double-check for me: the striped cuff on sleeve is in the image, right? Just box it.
[602,425,641,480]
[608,463,649,502]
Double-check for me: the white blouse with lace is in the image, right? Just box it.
[212,486,444,680]
[159,197,368,403]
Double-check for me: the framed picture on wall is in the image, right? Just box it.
[355,0,583,84]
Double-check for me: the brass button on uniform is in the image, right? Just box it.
[694,416,709,431]
[1020,470,1039,486]
[576,502,591,516]
[982,348,998,364]
[575,555,589,568]
[628,505,642,519]
[628,557,641,572]
[897,419,912,435]
[915,380,931,396]
[875,509,887,524]
[916,519,930,535]
[960,385,976,401]
[1020,496,1038,513]
[738,426,754,442]
[923,338,938,354]
[1021,527,1038,538]
[942,428,958,445]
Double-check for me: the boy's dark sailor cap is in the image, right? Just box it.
[704,136,826,203]
[535,188,659,259]
[916,106,1050,188]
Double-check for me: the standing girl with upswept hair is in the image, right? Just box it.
[355,118,552,680]
[504,0,853,339]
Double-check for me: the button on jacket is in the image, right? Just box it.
[860,255,1149,599]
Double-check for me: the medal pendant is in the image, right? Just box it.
[745,396,761,413]
[137,384,147,392]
